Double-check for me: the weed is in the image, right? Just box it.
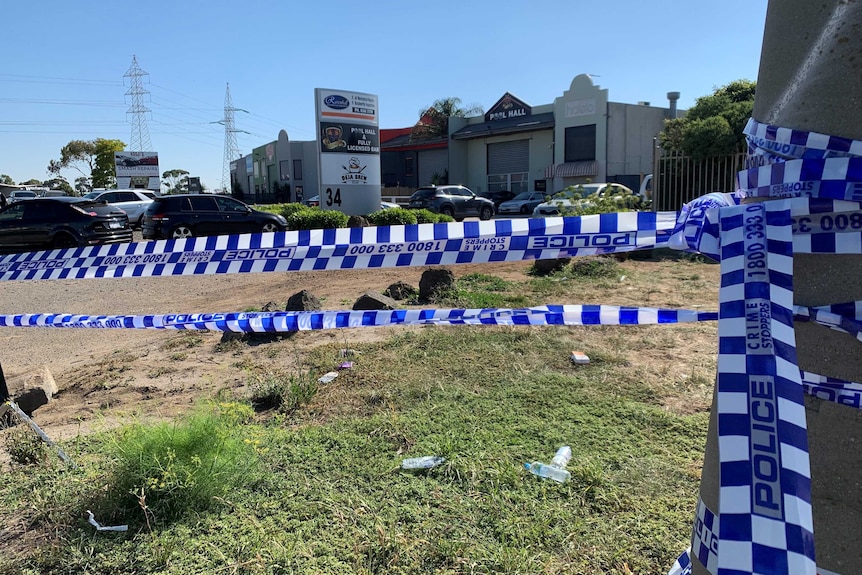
[2,425,47,466]
[248,370,319,414]
[99,402,258,527]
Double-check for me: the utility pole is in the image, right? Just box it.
[123,55,152,152]
[215,83,248,193]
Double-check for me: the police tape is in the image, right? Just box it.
[711,200,816,575]
[671,197,862,261]
[0,211,678,282]
[0,305,719,331]
[744,118,862,161]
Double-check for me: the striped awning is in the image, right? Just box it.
[543,164,556,178]
[554,161,598,178]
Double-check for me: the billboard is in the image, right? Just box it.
[315,88,380,215]
[114,151,160,191]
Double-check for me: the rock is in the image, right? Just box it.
[261,301,280,312]
[532,257,571,275]
[285,290,321,311]
[383,281,416,301]
[5,366,58,415]
[353,291,399,310]
[347,215,370,228]
[419,268,455,301]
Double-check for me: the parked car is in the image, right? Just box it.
[531,183,637,217]
[478,190,517,207]
[142,194,288,240]
[83,189,154,228]
[0,197,132,253]
[38,190,69,198]
[7,190,38,203]
[407,185,495,221]
[497,192,548,215]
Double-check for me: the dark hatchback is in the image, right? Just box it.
[0,197,132,254]
[142,194,288,240]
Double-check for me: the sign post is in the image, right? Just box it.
[314,88,381,215]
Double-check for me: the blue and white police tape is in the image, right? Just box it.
[0,305,719,331]
[736,157,862,202]
[670,197,862,260]
[800,371,862,412]
[744,118,862,162]
[0,212,678,282]
[711,200,815,575]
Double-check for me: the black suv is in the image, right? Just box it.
[0,197,132,254]
[407,185,495,221]
[142,194,287,240]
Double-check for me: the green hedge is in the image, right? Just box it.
[286,208,349,230]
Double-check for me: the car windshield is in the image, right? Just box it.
[82,192,100,199]
[561,184,604,198]
[510,192,534,201]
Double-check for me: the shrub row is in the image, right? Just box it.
[257,203,454,230]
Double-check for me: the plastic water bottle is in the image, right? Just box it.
[401,456,446,470]
[525,446,572,483]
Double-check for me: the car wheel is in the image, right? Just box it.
[480,206,493,221]
[51,233,78,249]
[520,205,529,214]
[441,206,454,218]
[261,222,280,233]
[170,225,194,239]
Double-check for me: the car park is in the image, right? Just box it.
[0,197,132,253]
[142,194,288,240]
[407,185,495,221]
[497,192,547,215]
[7,190,38,203]
[83,189,154,228]
[478,190,517,207]
[531,183,637,217]
[303,195,399,211]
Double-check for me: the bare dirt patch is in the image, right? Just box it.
[0,256,721,444]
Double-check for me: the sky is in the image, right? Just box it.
[1,0,768,192]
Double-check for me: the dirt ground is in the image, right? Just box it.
[0,253,721,448]
[0,260,541,439]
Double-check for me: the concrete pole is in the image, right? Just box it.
[693,2,862,574]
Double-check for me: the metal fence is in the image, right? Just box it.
[652,148,747,212]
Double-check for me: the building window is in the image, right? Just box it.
[487,173,528,193]
[405,157,414,177]
[293,159,303,180]
[564,124,596,162]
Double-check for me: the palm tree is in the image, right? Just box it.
[410,97,483,141]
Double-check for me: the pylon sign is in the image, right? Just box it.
[314,88,380,216]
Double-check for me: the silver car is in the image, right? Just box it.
[84,189,155,228]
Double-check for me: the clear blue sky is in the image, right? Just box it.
[1,0,768,192]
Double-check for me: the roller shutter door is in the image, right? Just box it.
[487,139,529,174]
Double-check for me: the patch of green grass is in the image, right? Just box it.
[435,273,529,308]
[0,262,717,574]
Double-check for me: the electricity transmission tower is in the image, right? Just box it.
[123,55,152,152]
[215,83,248,193]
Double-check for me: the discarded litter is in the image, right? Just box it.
[570,350,590,365]
[87,510,128,532]
[317,371,339,384]
[338,361,354,370]
[525,445,572,483]
[401,456,446,470]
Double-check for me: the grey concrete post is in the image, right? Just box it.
[693,2,862,574]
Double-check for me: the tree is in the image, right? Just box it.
[0,174,13,185]
[410,97,484,141]
[48,138,126,189]
[162,169,189,194]
[75,177,92,194]
[659,79,755,160]
[19,178,41,186]
[42,177,73,195]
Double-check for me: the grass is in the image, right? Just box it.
[0,255,719,574]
